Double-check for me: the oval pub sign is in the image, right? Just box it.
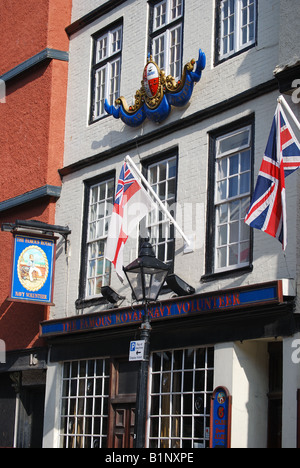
[143,62,160,98]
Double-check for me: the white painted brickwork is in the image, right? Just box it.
[53,0,300,319]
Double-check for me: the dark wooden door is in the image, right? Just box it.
[113,404,136,448]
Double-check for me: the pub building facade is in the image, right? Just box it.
[41,0,300,448]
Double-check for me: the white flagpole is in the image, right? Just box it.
[125,155,191,246]
[278,95,300,132]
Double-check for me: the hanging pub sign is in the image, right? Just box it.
[210,386,232,449]
[104,48,206,127]
[9,234,56,305]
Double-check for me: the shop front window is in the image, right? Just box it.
[60,359,110,449]
[148,347,214,448]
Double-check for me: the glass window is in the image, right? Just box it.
[219,0,256,61]
[151,0,183,81]
[147,156,177,265]
[214,126,251,272]
[60,359,110,449]
[148,347,214,449]
[91,24,122,121]
[86,178,114,298]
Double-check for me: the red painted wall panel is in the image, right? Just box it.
[0,60,69,200]
[0,0,72,352]
[0,0,71,75]
[0,200,57,351]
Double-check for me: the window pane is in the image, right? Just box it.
[158,162,167,182]
[240,172,250,194]
[154,1,167,30]
[228,176,238,198]
[223,37,228,56]
[240,241,250,263]
[151,0,183,77]
[249,22,255,42]
[94,67,106,118]
[218,225,227,246]
[170,0,183,20]
[154,35,165,71]
[169,25,182,80]
[96,35,108,62]
[241,150,251,172]
[86,180,114,297]
[240,219,250,241]
[229,154,239,175]
[218,129,250,156]
[214,127,252,272]
[221,0,235,57]
[229,221,239,243]
[217,158,227,180]
[229,200,240,221]
[111,27,122,54]
[217,246,227,269]
[109,59,121,105]
[217,180,227,201]
[92,25,122,121]
[60,360,109,449]
[220,0,256,58]
[218,203,228,224]
[147,157,177,264]
[240,0,256,46]
[229,243,239,265]
[149,348,214,448]
[167,179,176,199]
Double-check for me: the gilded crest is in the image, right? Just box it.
[105,49,206,127]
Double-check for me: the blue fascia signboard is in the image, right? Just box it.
[40,281,283,338]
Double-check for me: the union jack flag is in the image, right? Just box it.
[114,163,141,215]
[105,161,154,280]
[245,103,300,250]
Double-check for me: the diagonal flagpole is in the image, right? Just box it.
[125,155,191,247]
[278,95,300,132]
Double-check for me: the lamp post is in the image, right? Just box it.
[123,240,170,448]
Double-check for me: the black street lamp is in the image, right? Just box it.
[123,240,170,448]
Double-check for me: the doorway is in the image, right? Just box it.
[113,403,136,448]
[109,360,139,448]
[17,384,46,448]
[267,342,282,448]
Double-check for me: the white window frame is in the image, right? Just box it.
[147,347,214,449]
[86,178,114,298]
[92,24,122,121]
[147,156,177,265]
[214,126,252,273]
[153,0,183,32]
[219,0,256,61]
[60,359,110,449]
[151,0,183,80]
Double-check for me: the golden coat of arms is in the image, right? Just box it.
[105,49,206,127]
